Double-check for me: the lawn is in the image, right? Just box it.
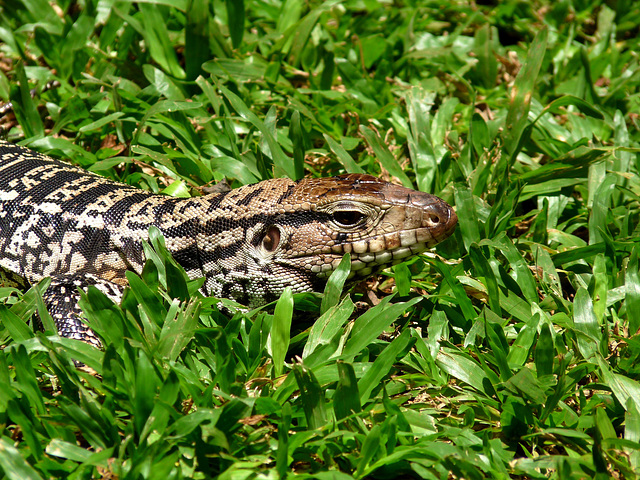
[1,0,640,478]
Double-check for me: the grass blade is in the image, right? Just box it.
[405,87,437,192]
[292,364,326,430]
[502,26,548,159]
[271,287,293,377]
[589,173,617,245]
[323,133,364,173]
[436,347,494,397]
[489,234,538,304]
[355,424,381,479]
[573,287,600,359]
[321,253,351,314]
[625,399,640,471]
[453,183,481,251]
[626,247,640,335]
[534,322,554,377]
[334,361,361,421]
[303,297,354,362]
[360,126,413,188]
[468,244,500,313]
[358,329,414,403]
[343,297,421,359]
[225,0,245,48]
[0,306,34,342]
[217,84,291,178]
[0,437,43,480]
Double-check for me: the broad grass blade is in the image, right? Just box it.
[324,133,364,173]
[303,297,354,362]
[343,297,421,359]
[225,0,245,48]
[598,355,640,413]
[292,364,326,429]
[321,253,351,314]
[0,436,44,480]
[535,322,554,377]
[334,361,361,420]
[502,26,548,159]
[589,173,617,245]
[358,329,414,403]
[626,247,640,335]
[360,126,413,188]
[0,306,34,342]
[489,234,538,304]
[217,84,291,177]
[405,87,437,192]
[573,287,600,359]
[453,183,481,251]
[355,424,381,478]
[271,287,293,377]
[436,347,495,397]
[625,399,640,471]
[138,4,185,78]
[468,244,500,313]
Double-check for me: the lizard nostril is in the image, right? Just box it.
[429,214,441,224]
[262,225,281,252]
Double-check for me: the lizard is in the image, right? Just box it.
[0,140,457,347]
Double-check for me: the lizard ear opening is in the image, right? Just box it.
[262,225,281,252]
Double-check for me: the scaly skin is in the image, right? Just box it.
[0,141,457,346]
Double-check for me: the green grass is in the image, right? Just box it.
[1,0,640,478]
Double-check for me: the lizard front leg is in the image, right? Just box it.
[42,274,125,349]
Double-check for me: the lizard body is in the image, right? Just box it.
[0,141,457,346]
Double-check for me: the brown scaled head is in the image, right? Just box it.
[273,173,457,280]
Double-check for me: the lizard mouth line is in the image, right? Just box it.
[290,226,456,278]
[304,240,433,278]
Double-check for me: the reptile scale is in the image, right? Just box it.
[0,141,457,347]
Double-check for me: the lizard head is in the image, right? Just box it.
[198,174,457,307]
[272,173,457,278]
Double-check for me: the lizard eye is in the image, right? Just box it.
[332,210,365,227]
[262,225,281,252]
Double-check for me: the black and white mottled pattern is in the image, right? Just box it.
[0,141,457,345]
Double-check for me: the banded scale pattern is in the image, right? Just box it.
[0,141,457,346]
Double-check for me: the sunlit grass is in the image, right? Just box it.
[1,0,640,478]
